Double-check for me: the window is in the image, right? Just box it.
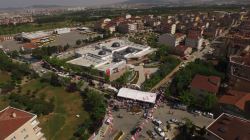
[10,136,16,140]
[21,128,26,133]
[24,135,29,139]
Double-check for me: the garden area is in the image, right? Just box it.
[0,79,90,140]
[142,56,181,91]
[140,43,181,91]
[168,59,225,111]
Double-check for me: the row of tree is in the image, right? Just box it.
[9,93,54,115]
[0,50,34,92]
[32,44,71,59]
[142,55,181,91]
[74,88,107,139]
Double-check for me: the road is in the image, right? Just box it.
[150,37,221,92]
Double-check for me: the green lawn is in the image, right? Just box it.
[20,80,90,140]
[0,71,11,84]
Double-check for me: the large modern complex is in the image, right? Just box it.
[67,38,154,80]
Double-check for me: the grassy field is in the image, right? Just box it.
[18,79,90,140]
[0,71,11,84]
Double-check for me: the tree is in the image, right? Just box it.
[203,93,217,111]
[66,82,78,92]
[84,89,106,121]
[50,73,61,87]
[179,91,194,106]
[198,126,207,136]
[64,44,70,51]
[76,40,82,46]
[164,88,172,99]
[8,50,19,58]
[166,122,171,130]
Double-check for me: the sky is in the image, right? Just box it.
[0,0,126,8]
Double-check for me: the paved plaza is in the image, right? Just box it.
[103,102,214,140]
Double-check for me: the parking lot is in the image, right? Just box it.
[139,104,214,140]
[49,31,89,47]
[103,103,214,140]
[0,40,23,51]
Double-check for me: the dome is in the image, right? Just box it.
[112,42,120,48]
[98,50,106,55]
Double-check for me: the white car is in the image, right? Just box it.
[194,110,202,116]
[170,118,178,123]
[203,112,214,118]
[153,119,163,126]
[154,127,165,137]
[163,137,169,140]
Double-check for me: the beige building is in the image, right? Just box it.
[0,106,45,140]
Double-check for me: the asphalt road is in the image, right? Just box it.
[150,40,213,92]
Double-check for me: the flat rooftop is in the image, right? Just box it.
[67,38,153,72]
[206,113,250,140]
[21,31,51,40]
[118,88,157,104]
[67,54,108,68]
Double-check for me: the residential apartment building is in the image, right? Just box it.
[230,46,250,82]
[158,33,186,47]
[206,113,250,140]
[185,30,204,50]
[0,15,33,25]
[117,22,138,34]
[158,23,176,34]
[175,45,192,57]
[0,106,45,140]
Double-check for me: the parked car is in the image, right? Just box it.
[153,119,163,126]
[193,110,202,116]
[131,127,142,135]
[173,104,187,111]
[147,130,158,139]
[154,126,165,137]
[169,118,178,123]
[203,112,214,119]
[163,137,169,140]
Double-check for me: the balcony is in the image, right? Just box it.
[36,131,44,138]
[33,126,42,133]
[31,119,39,126]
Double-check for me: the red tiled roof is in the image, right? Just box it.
[207,113,250,140]
[219,90,250,111]
[0,107,34,139]
[191,74,221,94]
[23,43,38,49]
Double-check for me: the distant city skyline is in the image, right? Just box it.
[0,0,126,8]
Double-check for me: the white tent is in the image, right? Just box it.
[117,88,157,104]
